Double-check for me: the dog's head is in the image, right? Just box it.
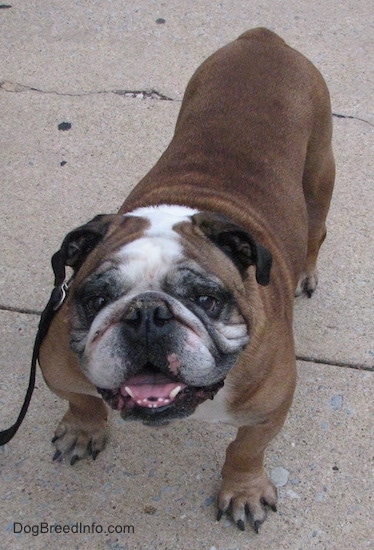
[53,205,272,425]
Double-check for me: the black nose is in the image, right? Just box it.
[123,299,175,345]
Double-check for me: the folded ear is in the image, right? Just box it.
[191,212,272,286]
[51,214,117,286]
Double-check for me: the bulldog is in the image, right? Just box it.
[38,28,335,532]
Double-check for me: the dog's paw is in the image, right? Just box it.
[295,269,318,298]
[51,409,107,465]
[216,469,277,532]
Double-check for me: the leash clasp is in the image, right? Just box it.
[53,279,71,311]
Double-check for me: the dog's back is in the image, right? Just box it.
[123,28,334,291]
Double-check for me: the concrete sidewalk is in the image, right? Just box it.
[1,1,373,549]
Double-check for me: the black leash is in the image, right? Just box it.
[0,213,115,446]
[0,279,70,446]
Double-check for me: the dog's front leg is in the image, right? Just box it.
[39,313,108,465]
[51,390,108,465]
[217,420,284,532]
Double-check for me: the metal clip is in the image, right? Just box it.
[53,279,71,311]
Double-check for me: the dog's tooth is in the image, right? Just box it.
[158,397,170,403]
[169,386,182,399]
[124,386,136,399]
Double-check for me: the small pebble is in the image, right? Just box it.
[144,505,156,515]
[204,495,215,507]
[271,466,289,487]
[58,121,72,131]
[330,394,343,411]
[286,489,301,499]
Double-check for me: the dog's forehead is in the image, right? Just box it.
[126,204,199,233]
[115,205,199,285]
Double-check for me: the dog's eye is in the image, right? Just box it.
[195,295,220,316]
[85,296,107,315]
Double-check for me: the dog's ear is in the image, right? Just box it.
[51,214,117,286]
[191,212,272,286]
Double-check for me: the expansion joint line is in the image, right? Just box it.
[296,354,373,372]
[0,304,372,371]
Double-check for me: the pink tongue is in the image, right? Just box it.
[120,373,186,409]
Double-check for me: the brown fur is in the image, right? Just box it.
[39,28,334,531]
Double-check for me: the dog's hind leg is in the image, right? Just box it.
[296,92,335,297]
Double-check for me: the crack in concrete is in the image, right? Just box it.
[1,82,373,125]
[332,112,373,127]
[113,89,174,101]
[0,80,175,100]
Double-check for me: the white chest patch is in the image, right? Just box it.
[117,205,198,289]
[190,384,238,425]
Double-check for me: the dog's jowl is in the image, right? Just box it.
[38,28,335,532]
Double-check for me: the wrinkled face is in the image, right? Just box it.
[69,206,250,425]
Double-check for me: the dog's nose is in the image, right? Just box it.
[123,299,175,343]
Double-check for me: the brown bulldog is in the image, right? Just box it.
[38,28,335,532]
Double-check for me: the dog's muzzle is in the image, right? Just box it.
[96,295,224,424]
[123,296,175,349]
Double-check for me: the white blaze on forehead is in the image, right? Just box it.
[119,236,181,286]
[127,204,198,235]
[117,205,199,287]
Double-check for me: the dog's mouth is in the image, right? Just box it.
[97,364,224,424]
